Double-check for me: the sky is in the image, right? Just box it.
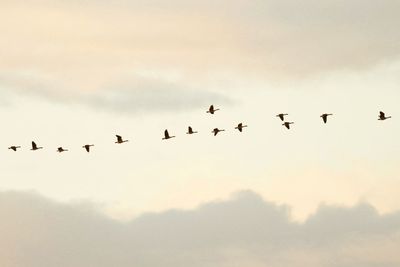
[1,0,400,266]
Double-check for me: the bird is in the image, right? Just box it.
[212,128,225,136]
[207,105,220,114]
[82,144,94,152]
[378,111,391,121]
[115,135,128,144]
[235,123,248,132]
[186,126,198,134]
[321,113,333,124]
[31,141,43,151]
[8,146,21,152]
[162,129,175,140]
[276,113,288,121]
[283,122,294,129]
[57,147,68,153]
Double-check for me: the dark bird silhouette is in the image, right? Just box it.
[212,128,225,136]
[321,113,333,124]
[276,113,288,121]
[31,141,43,151]
[283,122,294,129]
[235,123,248,132]
[115,135,128,144]
[82,144,94,152]
[57,147,68,153]
[162,129,175,140]
[207,105,220,114]
[8,146,21,152]
[186,126,198,135]
[378,111,391,121]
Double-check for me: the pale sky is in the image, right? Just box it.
[1,1,400,265]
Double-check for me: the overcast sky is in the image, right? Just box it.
[1,0,400,265]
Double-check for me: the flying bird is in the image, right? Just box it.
[186,126,198,135]
[31,141,43,151]
[235,123,248,132]
[283,122,294,129]
[82,144,94,152]
[276,113,288,121]
[162,130,175,140]
[321,113,333,124]
[57,147,68,153]
[8,146,21,152]
[212,128,225,136]
[378,111,391,121]
[115,135,128,144]
[207,105,220,114]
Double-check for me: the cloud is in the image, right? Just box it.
[1,0,400,83]
[0,72,232,113]
[1,190,399,267]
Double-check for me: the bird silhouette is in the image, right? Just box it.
[235,123,248,132]
[186,126,198,134]
[8,146,21,152]
[31,141,43,151]
[162,130,175,140]
[276,113,288,121]
[57,147,68,153]
[207,105,220,114]
[82,144,94,152]
[115,135,128,144]
[283,122,294,129]
[321,113,333,124]
[378,111,391,120]
[212,128,225,136]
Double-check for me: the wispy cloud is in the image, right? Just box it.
[1,190,399,267]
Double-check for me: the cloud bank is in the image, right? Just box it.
[1,190,399,267]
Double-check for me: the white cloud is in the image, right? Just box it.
[1,190,399,267]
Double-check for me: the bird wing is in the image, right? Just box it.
[164,130,170,138]
[116,135,122,142]
[279,114,284,121]
[323,116,327,123]
[85,145,89,152]
[32,142,37,149]
[380,111,385,117]
[188,126,193,133]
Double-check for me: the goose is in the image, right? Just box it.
[8,146,21,152]
[212,128,225,136]
[162,129,175,140]
[82,144,94,152]
[283,122,294,129]
[186,126,198,135]
[207,105,220,114]
[31,141,43,151]
[276,113,288,121]
[321,113,333,124]
[57,147,68,153]
[115,135,128,144]
[235,123,248,132]
[378,111,391,121]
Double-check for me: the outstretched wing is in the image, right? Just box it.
[32,141,37,149]
[164,130,170,139]
[116,135,122,142]
[323,115,327,123]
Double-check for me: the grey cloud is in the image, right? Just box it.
[0,73,232,114]
[1,190,400,267]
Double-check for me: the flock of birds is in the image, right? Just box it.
[7,106,392,153]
